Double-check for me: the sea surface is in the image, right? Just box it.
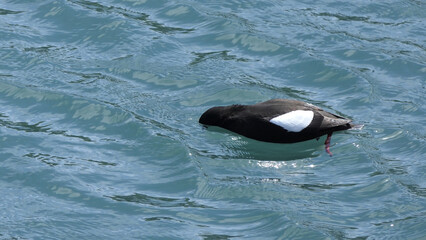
[0,0,425,239]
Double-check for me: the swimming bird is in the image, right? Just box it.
[199,99,357,156]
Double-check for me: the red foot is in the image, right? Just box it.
[325,133,333,157]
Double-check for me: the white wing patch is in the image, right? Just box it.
[270,110,314,132]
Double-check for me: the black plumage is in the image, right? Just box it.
[199,99,355,156]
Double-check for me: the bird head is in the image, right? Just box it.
[199,106,226,126]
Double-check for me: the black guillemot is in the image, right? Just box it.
[199,99,357,156]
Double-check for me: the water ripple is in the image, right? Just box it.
[110,193,212,208]
[1,0,425,239]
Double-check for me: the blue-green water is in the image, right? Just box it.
[1,0,425,239]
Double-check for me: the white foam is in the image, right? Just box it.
[270,110,314,132]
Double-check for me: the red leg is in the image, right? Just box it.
[325,133,333,157]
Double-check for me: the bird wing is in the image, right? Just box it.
[257,99,352,129]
